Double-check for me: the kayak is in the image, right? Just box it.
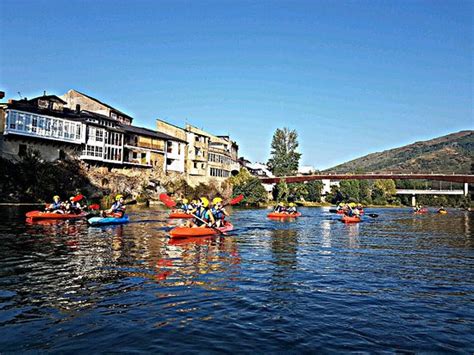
[88,214,129,225]
[336,210,345,214]
[414,208,428,214]
[341,215,361,223]
[169,222,233,238]
[267,212,301,218]
[438,210,448,214]
[25,210,88,221]
[168,211,194,219]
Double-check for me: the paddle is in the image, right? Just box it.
[159,193,176,208]
[72,194,84,202]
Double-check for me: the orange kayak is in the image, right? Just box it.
[169,211,194,219]
[267,212,301,218]
[25,210,88,221]
[169,222,234,238]
[341,215,361,223]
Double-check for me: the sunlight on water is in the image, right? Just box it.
[0,206,473,352]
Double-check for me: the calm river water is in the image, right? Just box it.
[0,206,473,352]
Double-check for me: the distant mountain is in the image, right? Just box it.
[326,130,474,174]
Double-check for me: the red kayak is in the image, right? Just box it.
[341,215,361,223]
[168,211,194,219]
[25,210,88,221]
[267,212,301,218]
[169,222,234,238]
[336,210,345,214]
[414,208,428,214]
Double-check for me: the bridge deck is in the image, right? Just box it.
[259,173,474,184]
[396,189,464,195]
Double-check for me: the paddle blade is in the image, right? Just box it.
[159,194,176,208]
[368,213,379,218]
[329,209,338,213]
[72,194,84,202]
[230,194,244,205]
[89,204,100,210]
[124,200,138,206]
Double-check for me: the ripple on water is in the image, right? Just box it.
[0,206,473,352]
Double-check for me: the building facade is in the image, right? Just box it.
[156,119,240,185]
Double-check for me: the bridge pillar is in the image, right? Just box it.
[464,183,469,196]
[411,195,416,207]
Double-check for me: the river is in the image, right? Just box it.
[0,206,473,352]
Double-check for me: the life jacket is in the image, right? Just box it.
[211,207,225,220]
[51,201,62,210]
[181,203,191,212]
[194,206,211,225]
[111,201,124,213]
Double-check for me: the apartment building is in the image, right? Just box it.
[156,119,240,185]
[0,91,186,173]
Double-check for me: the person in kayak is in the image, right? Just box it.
[211,197,229,227]
[66,196,83,214]
[45,195,64,214]
[438,206,446,213]
[188,197,215,228]
[103,194,126,217]
[274,202,286,213]
[178,198,192,214]
[287,202,297,214]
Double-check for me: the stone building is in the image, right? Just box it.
[156,119,240,186]
[0,95,86,162]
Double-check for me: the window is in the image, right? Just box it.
[167,141,173,153]
[25,114,31,132]
[76,124,81,139]
[17,113,24,131]
[18,144,27,157]
[96,129,103,142]
[8,111,16,129]
[32,116,38,133]
[167,158,173,166]
[64,122,69,138]
[178,143,181,155]
[133,152,137,159]
[59,149,66,160]
[58,121,63,137]
[194,162,198,169]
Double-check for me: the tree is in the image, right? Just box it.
[372,179,397,205]
[339,180,360,202]
[229,168,267,205]
[267,127,302,176]
[272,179,289,202]
[306,180,323,202]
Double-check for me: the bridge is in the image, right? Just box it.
[259,173,474,184]
[258,173,473,206]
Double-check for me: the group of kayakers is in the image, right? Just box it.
[45,194,126,217]
[45,195,86,214]
[336,203,364,217]
[273,202,298,214]
[174,197,229,228]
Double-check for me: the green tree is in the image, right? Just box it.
[267,127,302,176]
[229,168,267,205]
[372,179,397,205]
[288,182,308,201]
[339,179,360,202]
[272,179,289,202]
[306,180,323,202]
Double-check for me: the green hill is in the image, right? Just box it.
[326,130,474,174]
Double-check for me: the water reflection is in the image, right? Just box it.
[0,206,473,352]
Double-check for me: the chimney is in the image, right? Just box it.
[43,90,46,96]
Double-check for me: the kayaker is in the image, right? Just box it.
[45,195,64,214]
[274,202,286,213]
[67,196,83,214]
[211,197,229,227]
[438,206,446,213]
[178,198,192,213]
[103,194,126,217]
[188,197,215,228]
[287,202,297,214]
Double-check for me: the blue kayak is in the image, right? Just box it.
[88,214,129,225]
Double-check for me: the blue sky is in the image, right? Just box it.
[0,0,472,169]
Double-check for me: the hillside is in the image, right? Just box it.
[326,130,474,174]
